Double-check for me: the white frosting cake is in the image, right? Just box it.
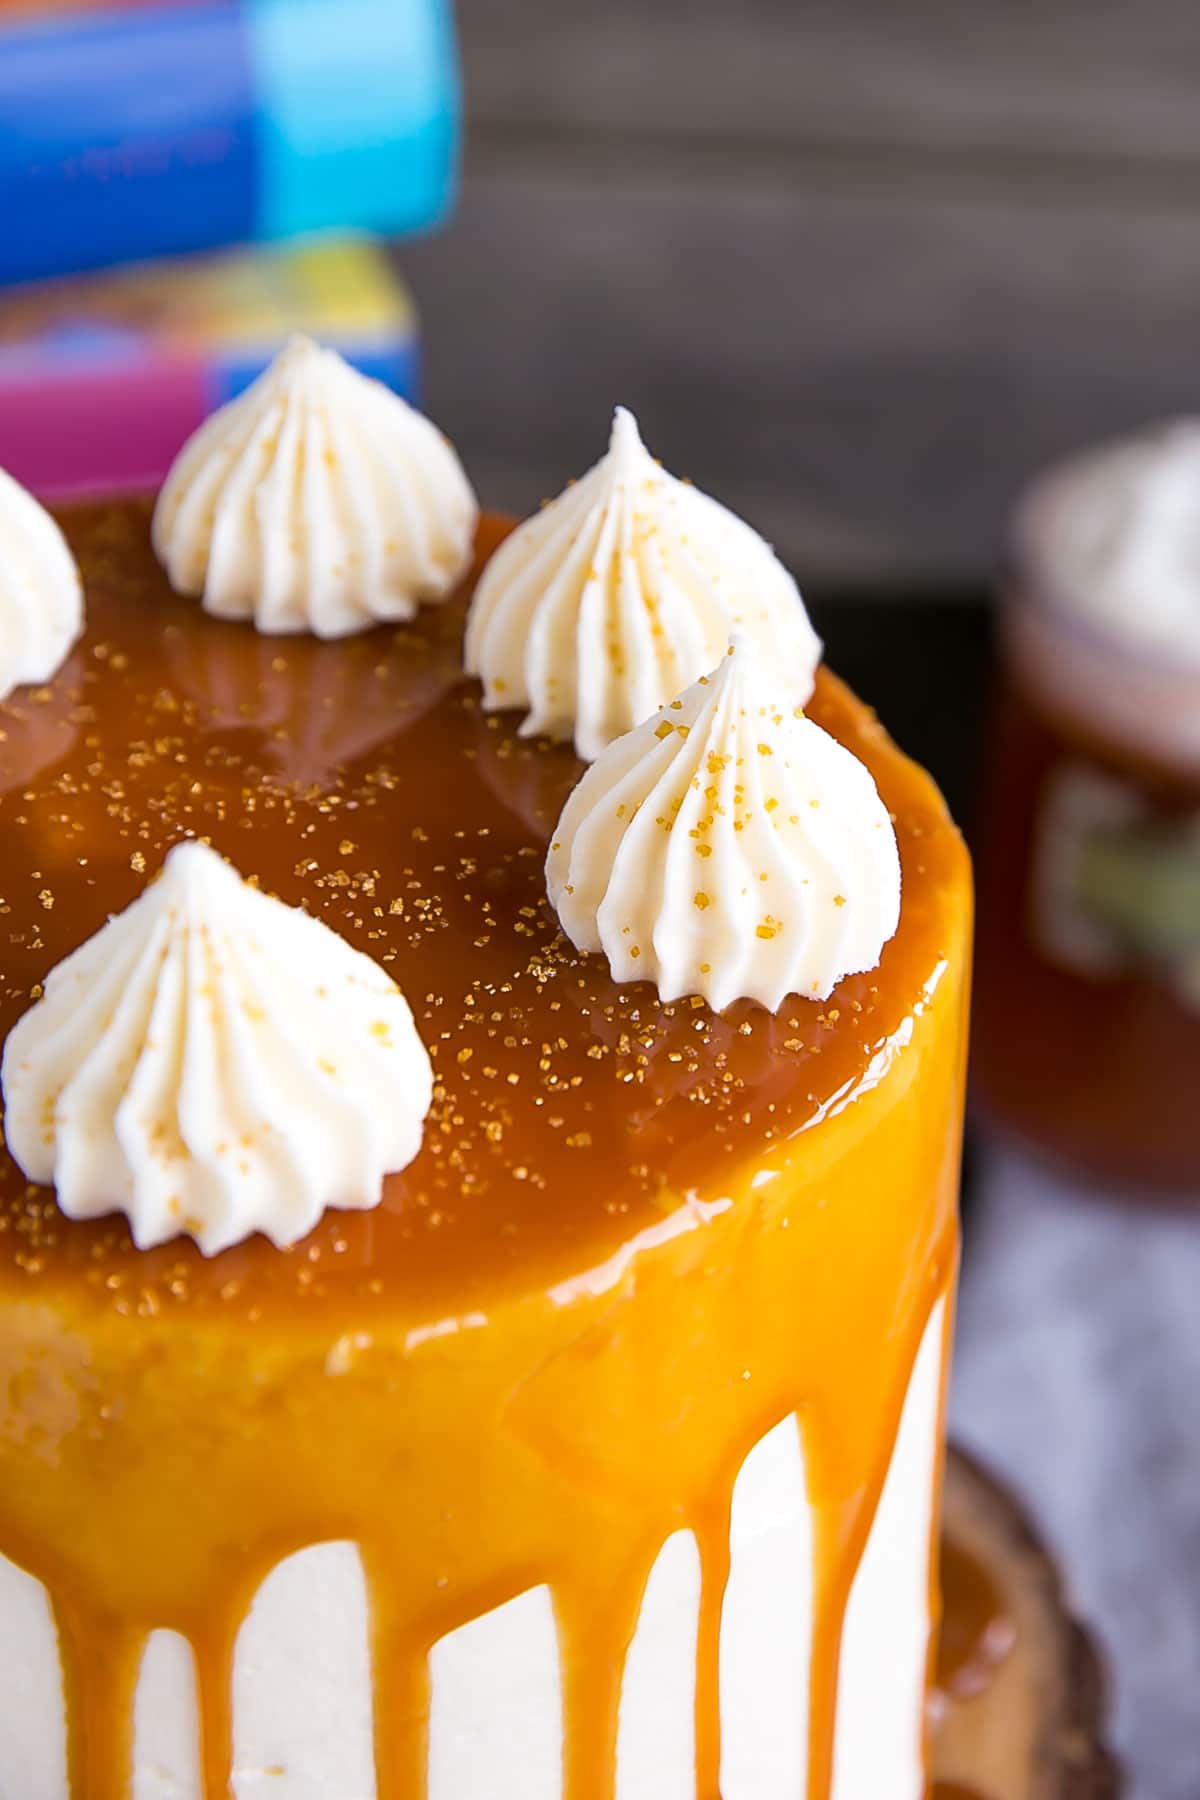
[0,1306,945,1800]
[0,363,970,1800]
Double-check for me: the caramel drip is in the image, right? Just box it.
[558,1573,638,1800]
[693,1487,734,1796]
[807,1493,860,1798]
[55,1599,141,1800]
[0,502,972,1797]
[47,1262,950,1800]
[365,1553,432,1800]
[924,1167,963,1774]
[805,1271,955,1800]
[192,1610,240,1800]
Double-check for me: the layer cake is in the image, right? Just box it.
[0,353,971,1798]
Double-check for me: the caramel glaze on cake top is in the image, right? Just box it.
[0,501,972,1800]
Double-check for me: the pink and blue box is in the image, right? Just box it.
[0,0,457,494]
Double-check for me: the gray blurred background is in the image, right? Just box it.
[408,0,1200,589]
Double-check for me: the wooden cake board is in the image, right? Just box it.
[932,1445,1122,1799]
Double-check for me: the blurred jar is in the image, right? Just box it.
[973,422,1200,1194]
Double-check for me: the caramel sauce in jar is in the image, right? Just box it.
[0,501,972,1798]
[974,571,1200,1193]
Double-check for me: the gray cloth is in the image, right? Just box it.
[951,1143,1200,1799]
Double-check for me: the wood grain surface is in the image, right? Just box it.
[935,1445,1121,1800]
[406,3,1200,585]
[462,1,1200,172]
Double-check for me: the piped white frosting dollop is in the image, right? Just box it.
[0,464,83,703]
[0,842,433,1255]
[546,639,900,1010]
[464,407,821,761]
[152,337,478,638]
[1024,418,1200,659]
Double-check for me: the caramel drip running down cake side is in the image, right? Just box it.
[0,383,970,1800]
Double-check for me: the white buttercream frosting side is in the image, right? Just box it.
[464,407,821,761]
[0,1303,946,1799]
[1024,417,1200,660]
[152,337,478,639]
[0,842,433,1254]
[546,640,900,1010]
[0,465,83,703]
